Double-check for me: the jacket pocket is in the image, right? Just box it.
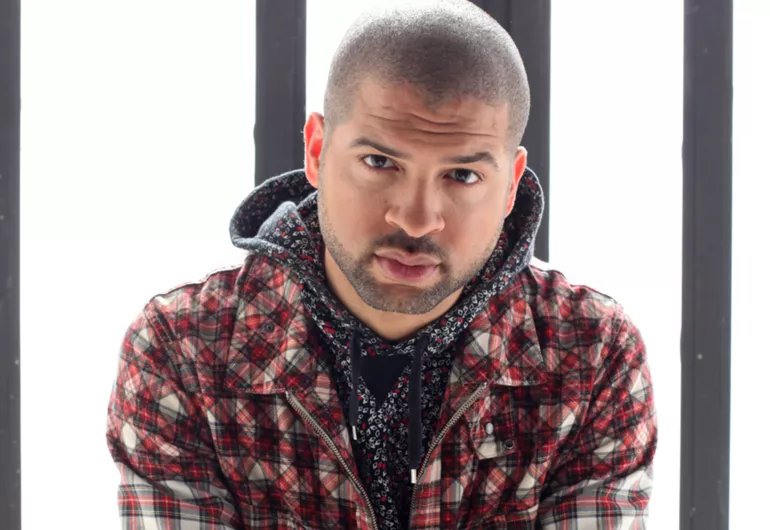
[463,385,549,525]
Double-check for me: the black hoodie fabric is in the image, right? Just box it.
[229,168,544,529]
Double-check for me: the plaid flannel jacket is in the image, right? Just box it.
[106,254,657,529]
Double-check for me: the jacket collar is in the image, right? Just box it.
[458,272,547,387]
[223,256,321,396]
[223,257,546,398]
[223,256,357,478]
[434,274,547,430]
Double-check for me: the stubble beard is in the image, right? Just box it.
[317,185,504,315]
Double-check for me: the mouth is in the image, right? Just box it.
[375,250,440,267]
[374,254,439,284]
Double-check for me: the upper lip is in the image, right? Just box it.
[376,250,440,267]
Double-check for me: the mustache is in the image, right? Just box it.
[372,230,445,259]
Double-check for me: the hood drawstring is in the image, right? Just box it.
[348,330,430,484]
[350,331,362,441]
[410,335,429,484]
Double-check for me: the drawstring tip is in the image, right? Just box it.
[352,426,358,441]
[411,469,417,484]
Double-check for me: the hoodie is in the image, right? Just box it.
[229,167,544,529]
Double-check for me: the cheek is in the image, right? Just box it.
[323,175,385,247]
[445,204,504,254]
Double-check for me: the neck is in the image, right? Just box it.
[323,249,460,341]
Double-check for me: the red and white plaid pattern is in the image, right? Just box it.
[107,254,657,529]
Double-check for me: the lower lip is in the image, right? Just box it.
[375,256,438,283]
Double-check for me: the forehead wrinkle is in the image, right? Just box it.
[350,84,509,141]
[363,101,503,126]
[372,103,466,125]
[361,112,502,140]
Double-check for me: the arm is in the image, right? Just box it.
[106,303,242,529]
[537,311,658,530]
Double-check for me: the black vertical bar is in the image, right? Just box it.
[0,0,21,529]
[255,0,306,185]
[680,1,732,529]
[470,0,551,262]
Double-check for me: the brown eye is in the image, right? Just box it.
[448,168,481,185]
[363,155,396,169]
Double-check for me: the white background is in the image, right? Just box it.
[20,2,254,529]
[730,2,770,528]
[19,1,766,528]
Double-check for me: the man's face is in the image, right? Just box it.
[305,78,526,315]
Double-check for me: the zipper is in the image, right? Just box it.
[285,391,379,530]
[408,381,488,529]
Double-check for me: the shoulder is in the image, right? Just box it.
[524,257,624,318]
[512,258,635,373]
[136,253,294,363]
[122,253,304,393]
[143,253,291,327]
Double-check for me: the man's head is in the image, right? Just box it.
[304,0,530,318]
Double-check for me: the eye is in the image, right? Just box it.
[448,168,482,185]
[362,155,396,169]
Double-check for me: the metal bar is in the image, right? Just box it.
[470,0,551,262]
[680,0,733,529]
[0,0,21,528]
[255,0,307,185]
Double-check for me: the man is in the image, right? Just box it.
[106,1,657,528]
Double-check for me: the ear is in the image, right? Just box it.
[304,112,325,189]
[505,146,528,216]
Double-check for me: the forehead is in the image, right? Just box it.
[339,78,510,147]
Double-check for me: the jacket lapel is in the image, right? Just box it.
[438,292,547,429]
[409,287,548,526]
[222,260,362,511]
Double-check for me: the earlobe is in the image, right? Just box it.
[304,112,325,189]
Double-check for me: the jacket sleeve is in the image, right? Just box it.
[106,303,242,529]
[537,311,658,530]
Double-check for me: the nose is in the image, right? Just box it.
[383,182,446,239]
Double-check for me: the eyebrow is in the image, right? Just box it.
[349,136,500,171]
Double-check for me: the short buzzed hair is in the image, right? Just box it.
[323,0,531,148]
